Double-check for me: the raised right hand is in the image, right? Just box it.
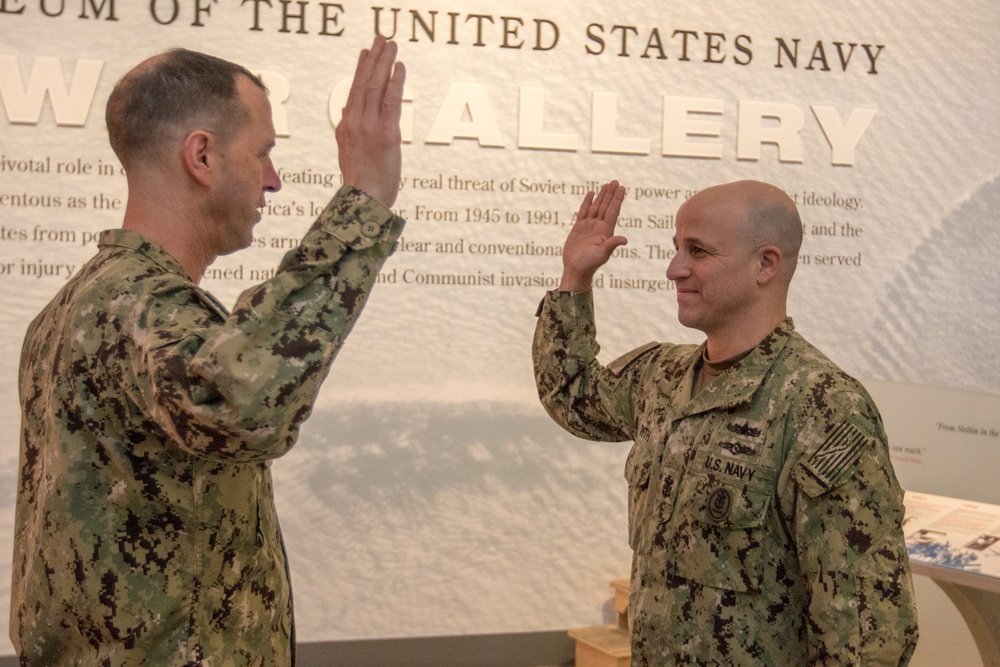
[336,36,406,208]
[559,181,628,292]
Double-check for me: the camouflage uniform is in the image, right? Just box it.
[13,186,404,666]
[532,291,919,666]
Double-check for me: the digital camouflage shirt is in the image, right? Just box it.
[13,186,404,666]
[533,291,919,666]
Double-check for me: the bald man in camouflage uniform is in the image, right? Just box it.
[13,38,406,665]
[533,181,919,665]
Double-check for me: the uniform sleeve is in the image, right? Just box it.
[788,390,919,665]
[128,185,405,462]
[531,289,650,442]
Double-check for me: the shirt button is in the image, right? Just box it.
[361,221,381,238]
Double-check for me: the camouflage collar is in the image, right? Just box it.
[676,318,796,418]
[97,228,230,317]
[98,228,190,280]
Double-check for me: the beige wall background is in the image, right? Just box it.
[1,1,997,663]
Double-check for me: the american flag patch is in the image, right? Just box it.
[803,421,869,489]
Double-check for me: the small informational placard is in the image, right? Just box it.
[904,491,1000,579]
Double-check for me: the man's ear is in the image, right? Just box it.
[757,245,783,285]
[181,130,214,186]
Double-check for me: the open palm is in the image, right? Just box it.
[559,181,628,291]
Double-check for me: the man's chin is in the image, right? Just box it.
[675,310,701,331]
[219,235,255,257]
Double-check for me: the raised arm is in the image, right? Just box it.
[131,40,409,463]
[559,180,628,292]
[336,35,406,208]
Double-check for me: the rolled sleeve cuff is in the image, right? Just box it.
[315,185,405,250]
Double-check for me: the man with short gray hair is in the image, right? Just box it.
[13,36,405,665]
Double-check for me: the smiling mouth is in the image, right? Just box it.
[675,289,699,303]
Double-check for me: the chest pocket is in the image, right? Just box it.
[667,461,773,593]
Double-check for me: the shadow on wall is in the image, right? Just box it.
[276,401,633,638]
[865,174,1000,396]
[297,401,625,507]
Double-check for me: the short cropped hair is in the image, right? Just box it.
[106,49,265,169]
[746,194,803,275]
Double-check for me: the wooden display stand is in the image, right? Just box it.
[610,578,629,629]
[567,624,630,667]
[568,579,631,667]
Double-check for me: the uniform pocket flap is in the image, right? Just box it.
[681,475,770,529]
[668,471,773,592]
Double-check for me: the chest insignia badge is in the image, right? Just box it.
[708,487,733,522]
